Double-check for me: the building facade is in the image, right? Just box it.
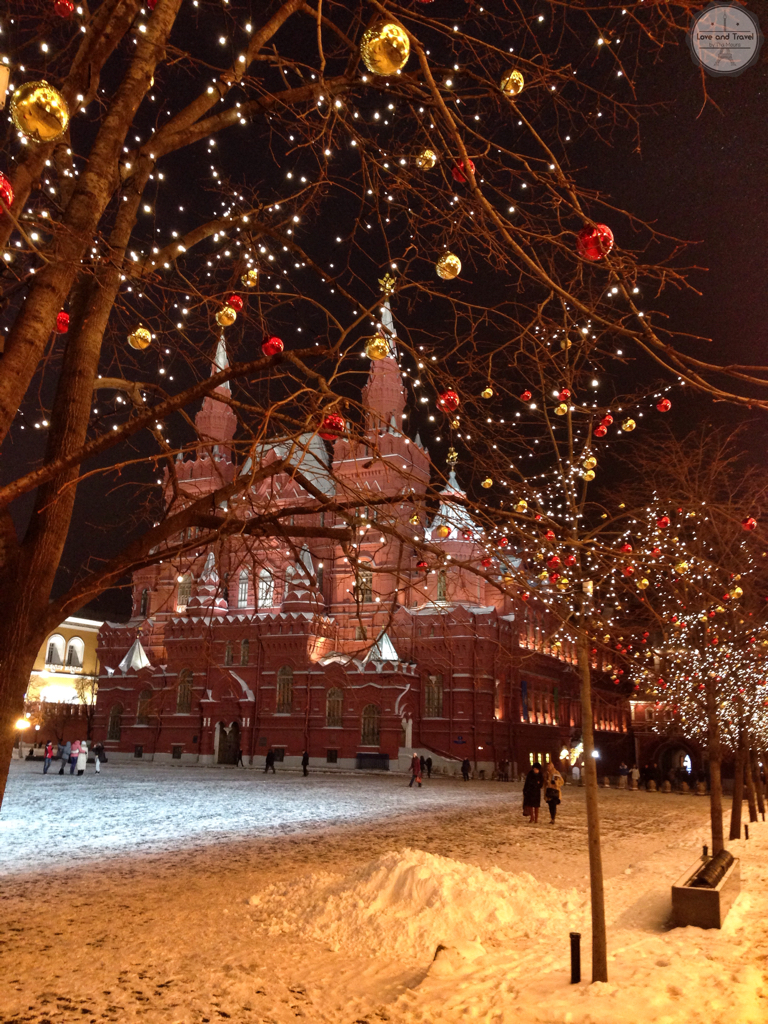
[93,316,633,774]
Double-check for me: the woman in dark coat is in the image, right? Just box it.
[522,763,543,823]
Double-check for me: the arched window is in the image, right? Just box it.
[66,637,84,670]
[240,639,250,665]
[326,687,343,727]
[136,689,152,725]
[45,634,65,667]
[139,588,150,617]
[424,674,444,718]
[437,570,447,601]
[177,574,192,611]
[361,704,380,745]
[176,670,193,713]
[107,703,123,740]
[354,565,373,603]
[224,641,233,666]
[258,569,275,608]
[276,665,293,713]
[238,570,249,608]
[645,707,655,723]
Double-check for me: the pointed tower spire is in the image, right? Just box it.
[195,331,236,453]
[362,280,406,436]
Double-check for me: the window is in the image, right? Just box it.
[140,588,150,617]
[437,570,447,601]
[273,747,285,762]
[276,665,293,713]
[354,566,373,603]
[316,564,324,595]
[361,704,380,745]
[240,639,250,665]
[327,749,338,763]
[645,707,655,723]
[136,689,152,725]
[66,637,84,669]
[258,569,275,607]
[176,670,193,713]
[238,570,249,608]
[355,624,367,641]
[224,641,233,666]
[107,703,123,740]
[177,574,192,611]
[45,634,64,667]
[424,674,444,718]
[326,687,343,727]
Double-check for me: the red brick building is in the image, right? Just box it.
[93,316,632,774]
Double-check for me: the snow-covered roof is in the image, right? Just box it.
[240,432,335,496]
[118,638,152,673]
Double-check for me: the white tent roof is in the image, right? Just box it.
[118,637,152,673]
[366,630,399,663]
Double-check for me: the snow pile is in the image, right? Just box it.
[249,847,584,957]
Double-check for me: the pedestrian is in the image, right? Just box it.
[58,740,71,775]
[618,761,629,789]
[408,752,422,788]
[264,749,276,774]
[461,758,471,782]
[236,747,244,768]
[425,756,432,779]
[301,750,309,777]
[43,740,54,775]
[544,763,564,823]
[571,763,581,784]
[76,741,88,776]
[420,755,426,775]
[69,739,81,775]
[630,764,640,789]
[92,741,104,774]
[522,762,543,823]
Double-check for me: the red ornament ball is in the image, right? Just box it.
[549,573,560,584]
[594,425,607,438]
[623,565,635,577]
[438,388,460,413]
[656,398,671,413]
[651,546,661,556]
[417,560,428,570]
[497,537,509,548]
[743,516,758,531]
[576,223,614,261]
[558,388,571,401]
[54,0,74,16]
[545,529,556,540]
[601,414,614,426]
[55,311,69,333]
[481,557,493,568]
[451,159,475,184]
[520,390,532,402]
[547,555,561,568]
[227,294,243,312]
[261,335,284,357]
[0,172,14,211]
[462,528,473,540]
[319,413,345,440]
[565,554,577,566]
[620,542,633,553]
[520,592,530,601]
[147,0,158,8]
[657,516,670,529]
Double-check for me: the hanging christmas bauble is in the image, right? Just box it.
[560,338,572,350]
[576,223,614,261]
[620,542,633,553]
[216,305,237,327]
[623,565,635,577]
[241,268,259,287]
[520,592,529,601]
[462,529,473,540]
[409,512,420,525]
[360,22,410,76]
[547,555,560,568]
[538,571,549,581]
[743,516,758,531]
[417,560,428,570]
[621,418,636,432]
[365,334,389,360]
[674,561,689,575]
[227,294,243,312]
[515,499,528,513]
[452,158,475,184]
[0,172,14,211]
[481,477,493,488]
[565,554,577,566]
[319,413,345,440]
[582,469,595,482]
[594,425,607,438]
[54,0,74,16]
[500,69,524,97]
[545,529,556,540]
[261,336,284,357]
[730,586,744,600]
[11,81,70,143]
[656,398,671,413]
[502,573,514,585]
[416,148,438,170]
[583,456,597,470]
[147,0,158,8]
[128,325,152,350]
[55,310,69,333]
[435,524,451,540]
[657,516,670,529]
[481,557,493,568]
[520,390,532,402]
[497,537,509,548]
[450,418,460,429]
[549,573,560,584]
[558,388,571,401]
[481,386,494,399]
[438,388,460,412]
[556,577,569,591]
[436,251,461,280]
[554,403,568,416]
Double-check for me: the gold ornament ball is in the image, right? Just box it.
[637,578,650,590]
[622,418,636,432]
[11,81,69,143]
[435,524,451,539]
[360,22,410,76]
[557,577,570,591]
[730,586,743,599]
[241,268,259,288]
[555,403,568,416]
[674,561,689,575]
[502,573,514,585]
[365,334,390,360]
[515,499,528,513]
[481,476,493,489]
[416,148,437,170]
[582,469,596,482]
[436,251,461,280]
[481,386,494,399]
[500,69,525,97]
[450,418,460,429]
[538,571,548,581]
[216,305,237,328]
[128,325,152,350]
[583,456,597,470]
[409,512,420,526]
[560,338,572,350]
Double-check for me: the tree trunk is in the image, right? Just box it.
[704,675,725,854]
[576,634,608,983]
[0,638,44,813]
[744,740,758,823]
[729,743,744,841]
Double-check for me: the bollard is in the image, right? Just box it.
[703,844,708,858]
[745,824,749,840]
[570,932,581,984]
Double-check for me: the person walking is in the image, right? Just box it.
[408,752,422,788]
[68,740,81,775]
[76,741,88,776]
[236,747,244,768]
[630,764,641,789]
[43,741,54,775]
[92,741,104,774]
[522,762,543,823]
[58,740,71,775]
[461,758,471,782]
[544,763,564,823]
[264,749,276,774]
[301,750,309,777]
[425,756,432,779]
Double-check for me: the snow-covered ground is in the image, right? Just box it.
[0,761,766,1024]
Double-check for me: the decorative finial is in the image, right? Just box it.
[446,446,459,466]
[378,272,396,296]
